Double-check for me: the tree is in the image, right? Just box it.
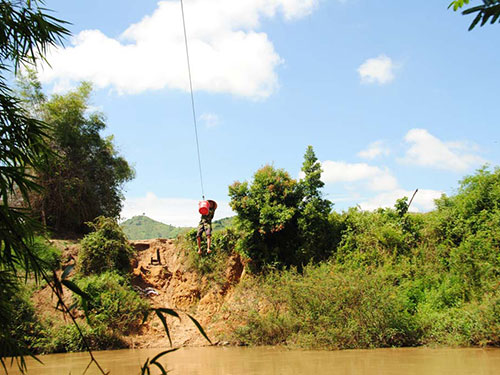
[228,146,335,272]
[449,0,500,30]
[229,165,302,271]
[297,146,334,262]
[19,77,135,234]
[0,0,69,370]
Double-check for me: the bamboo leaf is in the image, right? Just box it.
[155,310,172,347]
[61,279,91,300]
[61,263,74,280]
[150,348,179,364]
[156,307,181,320]
[186,313,212,344]
[151,361,168,374]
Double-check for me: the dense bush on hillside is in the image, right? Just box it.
[226,166,500,348]
[79,217,134,276]
[75,272,149,334]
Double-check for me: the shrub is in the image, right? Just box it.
[39,323,126,353]
[1,284,45,356]
[79,216,134,275]
[232,264,420,349]
[30,237,61,271]
[75,272,149,334]
[185,227,240,286]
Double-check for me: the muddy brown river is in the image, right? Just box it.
[5,347,500,375]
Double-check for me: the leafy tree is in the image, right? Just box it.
[19,77,135,234]
[229,146,335,271]
[433,167,500,295]
[229,165,302,271]
[449,0,500,30]
[297,146,334,262]
[0,0,68,370]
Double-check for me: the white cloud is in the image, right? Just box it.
[200,112,219,128]
[401,128,485,171]
[358,54,396,85]
[37,0,318,98]
[121,192,233,227]
[358,140,390,159]
[359,188,443,213]
[321,160,398,191]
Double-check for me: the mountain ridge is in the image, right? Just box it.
[121,215,234,240]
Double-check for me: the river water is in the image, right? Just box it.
[5,347,500,375]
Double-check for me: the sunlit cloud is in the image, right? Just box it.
[358,54,396,85]
[401,128,485,171]
[38,0,319,98]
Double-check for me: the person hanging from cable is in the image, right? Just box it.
[197,199,217,255]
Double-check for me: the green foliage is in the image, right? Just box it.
[121,215,190,240]
[79,216,134,276]
[229,146,336,272]
[227,166,500,349]
[17,76,135,234]
[233,264,419,348]
[39,322,127,353]
[185,227,239,285]
[0,278,45,357]
[212,216,235,232]
[336,205,422,266]
[449,0,500,30]
[29,237,61,271]
[75,272,149,334]
[297,146,335,263]
[0,0,69,369]
[229,164,302,271]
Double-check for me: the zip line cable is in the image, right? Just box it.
[180,0,205,200]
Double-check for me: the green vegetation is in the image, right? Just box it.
[75,272,149,334]
[184,227,241,287]
[228,147,337,272]
[121,215,235,240]
[121,215,190,240]
[221,163,500,349]
[0,0,69,369]
[79,217,134,276]
[212,216,235,232]
[449,0,500,30]
[18,76,135,234]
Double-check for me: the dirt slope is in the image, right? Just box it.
[127,239,244,348]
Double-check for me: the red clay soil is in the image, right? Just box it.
[128,239,244,348]
[33,239,245,349]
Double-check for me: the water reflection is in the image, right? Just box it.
[6,346,500,375]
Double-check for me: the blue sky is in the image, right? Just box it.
[40,0,499,226]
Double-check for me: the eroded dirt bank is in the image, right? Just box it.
[111,239,244,347]
[128,239,245,347]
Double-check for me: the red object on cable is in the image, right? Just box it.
[199,200,210,215]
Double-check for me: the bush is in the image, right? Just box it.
[232,264,420,349]
[75,272,149,334]
[1,284,45,356]
[79,216,134,275]
[185,227,240,286]
[30,237,61,271]
[39,323,127,353]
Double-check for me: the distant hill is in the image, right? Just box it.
[121,215,235,240]
[212,216,235,231]
[121,216,190,240]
